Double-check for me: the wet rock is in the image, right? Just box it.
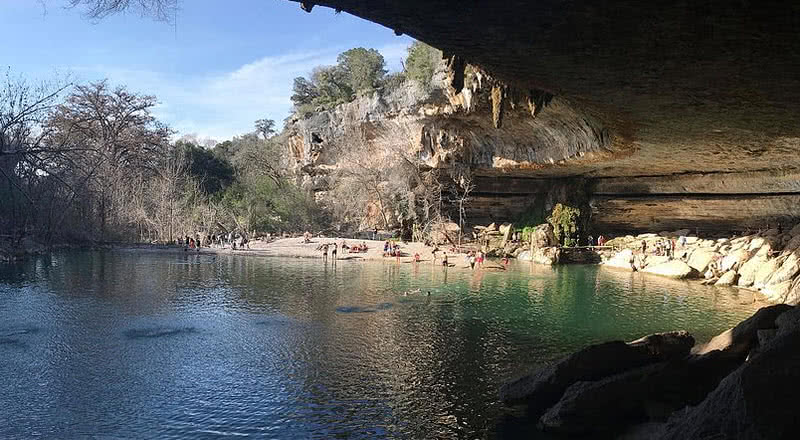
[714,270,738,286]
[693,304,792,356]
[500,332,694,412]
[642,260,695,279]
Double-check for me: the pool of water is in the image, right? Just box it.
[0,250,760,439]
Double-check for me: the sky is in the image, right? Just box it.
[0,0,414,143]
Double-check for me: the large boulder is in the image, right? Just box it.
[789,223,800,237]
[500,332,694,413]
[719,249,752,272]
[693,304,792,356]
[760,280,793,303]
[714,270,738,286]
[604,248,635,271]
[659,307,800,440]
[766,252,800,286]
[736,255,768,287]
[784,234,800,252]
[531,223,557,248]
[644,255,670,268]
[752,257,782,289]
[642,260,696,279]
[539,350,745,436]
[687,249,718,273]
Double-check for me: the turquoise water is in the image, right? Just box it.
[0,250,759,439]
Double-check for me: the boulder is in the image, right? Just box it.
[604,249,635,271]
[785,234,800,252]
[659,311,800,440]
[752,257,782,289]
[763,228,780,237]
[714,270,738,286]
[790,223,800,237]
[672,229,691,237]
[500,223,513,247]
[747,237,766,252]
[531,247,561,265]
[760,280,793,303]
[736,255,767,287]
[766,252,800,285]
[720,249,752,272]
[644,255,670,268]
[687,249,718,273]
[500,332,694,412]
[531,223,557,249]
[693,304,792,356]
[642,260,696,279]
[539,350,745,436]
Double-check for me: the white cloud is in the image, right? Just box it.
[71,40,413,142]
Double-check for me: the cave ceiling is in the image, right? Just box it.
[289,0,800,178]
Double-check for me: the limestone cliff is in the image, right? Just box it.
[285,0,800,233]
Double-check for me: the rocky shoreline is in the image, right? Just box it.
[598,225,800,305]
[500,304,800,439]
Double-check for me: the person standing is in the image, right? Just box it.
[332,243,338,261]
[322,244,329,261]
[442,252,448,267]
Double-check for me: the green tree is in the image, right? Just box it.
[310,65,353,108]
[254,118,276,139]
[337,47,387,96]
[547,203,581,247]
[290,76,319,107]
[405,41,441,88]
[174,141,234,196]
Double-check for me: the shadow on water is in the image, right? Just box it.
[0,326,40,349]
[336,302,394,313]
[123,326,197,339]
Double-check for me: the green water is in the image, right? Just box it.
[0,250,760,438]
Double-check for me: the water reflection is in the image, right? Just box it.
[0,251,760,439]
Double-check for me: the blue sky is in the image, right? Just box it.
[0,0,413,142]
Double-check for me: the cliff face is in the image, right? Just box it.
[284,0,800,233]
[284,74,800,232]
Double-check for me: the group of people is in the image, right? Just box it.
[464,250,485,269]
[641,237,678,258]
[180,232,248,251]
[383,241,402,258]
[586,235,606,247]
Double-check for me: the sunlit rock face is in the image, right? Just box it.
[286,0,800,231]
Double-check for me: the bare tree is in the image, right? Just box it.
[45,80,172,240]
[66,0,178,21]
